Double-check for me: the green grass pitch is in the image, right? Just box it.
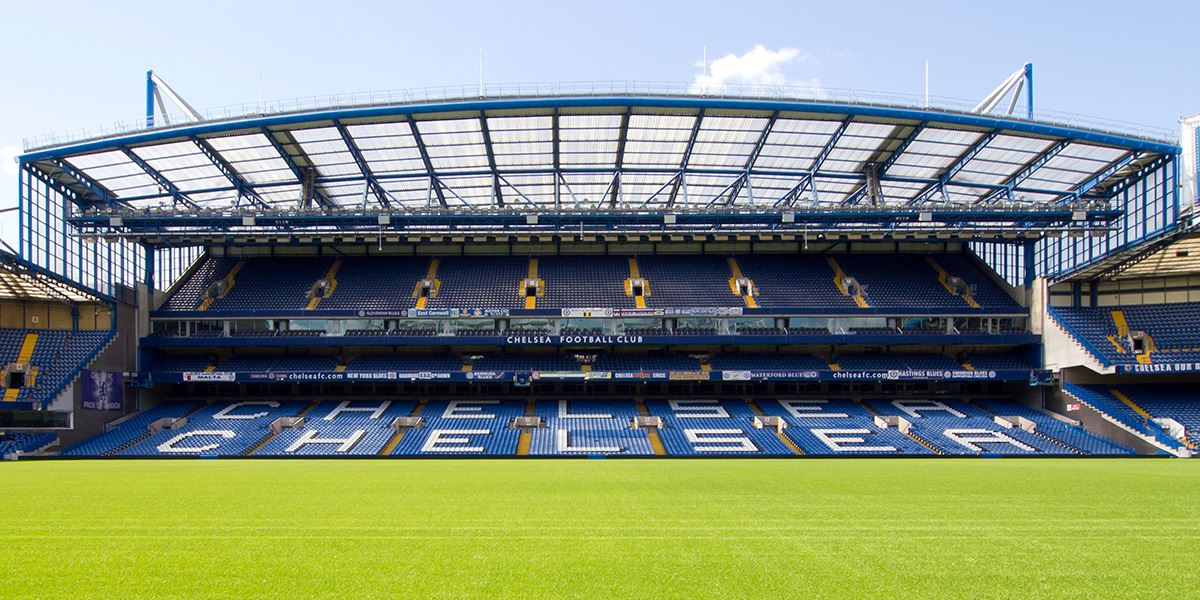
[2,458,1198,598]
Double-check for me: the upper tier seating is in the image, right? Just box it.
[635,256,736,308]
[206,258,334,312]
[316,257,427,312]
[160,253,1023,313]
[537,255,630,308]
[424,256,528,311]
[0,329,112,405]
[160,257,237,311]
[1052,302,1200,365]
[837,254,1019,310]
[735,255,856,309]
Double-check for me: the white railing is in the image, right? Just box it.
[23,80,1177,151]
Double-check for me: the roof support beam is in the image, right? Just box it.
[975,140,1070,205]
[333,121,391,209]
[36,158,129,209]
[261,129,337,210]
[1057,151,1138,204]
[191,137,271,210]
[841,122,927,206]
[406,115,448,209]
[120,147,201,210]
[1092,153,1169,200]
[477,113,504,208]
[776,117,853,208]
[726,111,779,207]
[667,109,705,208]
[905,130,1001,206]
[608,110,631,208]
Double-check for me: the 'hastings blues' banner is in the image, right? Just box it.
[81,370,123,411]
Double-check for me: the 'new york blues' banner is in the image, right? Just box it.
[81,370,123,411]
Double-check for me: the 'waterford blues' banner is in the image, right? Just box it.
[81,370,123,411]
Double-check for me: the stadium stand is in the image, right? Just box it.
[389,400,524,455]
[0,431,57,456]
[254,400,417,456]
[118,401,308,456]
[155,253,1028,314]
[647,398,795,456]
[529,399,654,456]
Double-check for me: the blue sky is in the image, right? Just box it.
[2,0,1197,237]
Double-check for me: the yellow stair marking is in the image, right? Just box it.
[926,257,980,308]
[636,398,666,456]
[306,259,343,310]
[461,363,474,372]
[1110,310,1130,338]
[380,400,425,456]
[826,257,869,308]
[1108,388,1149,420]
[334,364,347,372]
[726,257,758,308]
[2,333,38,401]
[746,397,803,455]
[413,258,441,309]
[625,257,648,308]
[199,260,245,311]
[580,364,592,372]
[204,363,217,372]
[828,362,841,371]
[516,399,536,456]
[699,363,711,372]
[961,361,975,371]
[523,258,543,309]
[1106,335,1128,354]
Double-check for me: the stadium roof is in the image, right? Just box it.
[0,250,102,303]
[19,90,1179,241]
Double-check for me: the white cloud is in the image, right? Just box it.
[0,145,17,176]
[690,45,821,95]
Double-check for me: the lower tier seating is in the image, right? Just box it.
[62,397,1132,457]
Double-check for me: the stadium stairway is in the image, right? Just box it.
[925,257,981,309]
[413,259,441,309]
[968,399,1085,455]
[826,257,869,308]
[1061,384,1188,456]
[726,257,758,308]
[2,332,38,401]
[1044,307,1113,371]
[635,398,667,456]
[860,399,944,455]
[198,260,245,311]
[523,258,543,310]
[516,398,536,455]
[380,400,427,456]
[624,257,648,308]
[745,397,803,455]
[305,259,343,310]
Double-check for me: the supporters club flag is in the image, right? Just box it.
[81,370,123,411]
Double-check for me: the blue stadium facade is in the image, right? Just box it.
[5,87,1199,458]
